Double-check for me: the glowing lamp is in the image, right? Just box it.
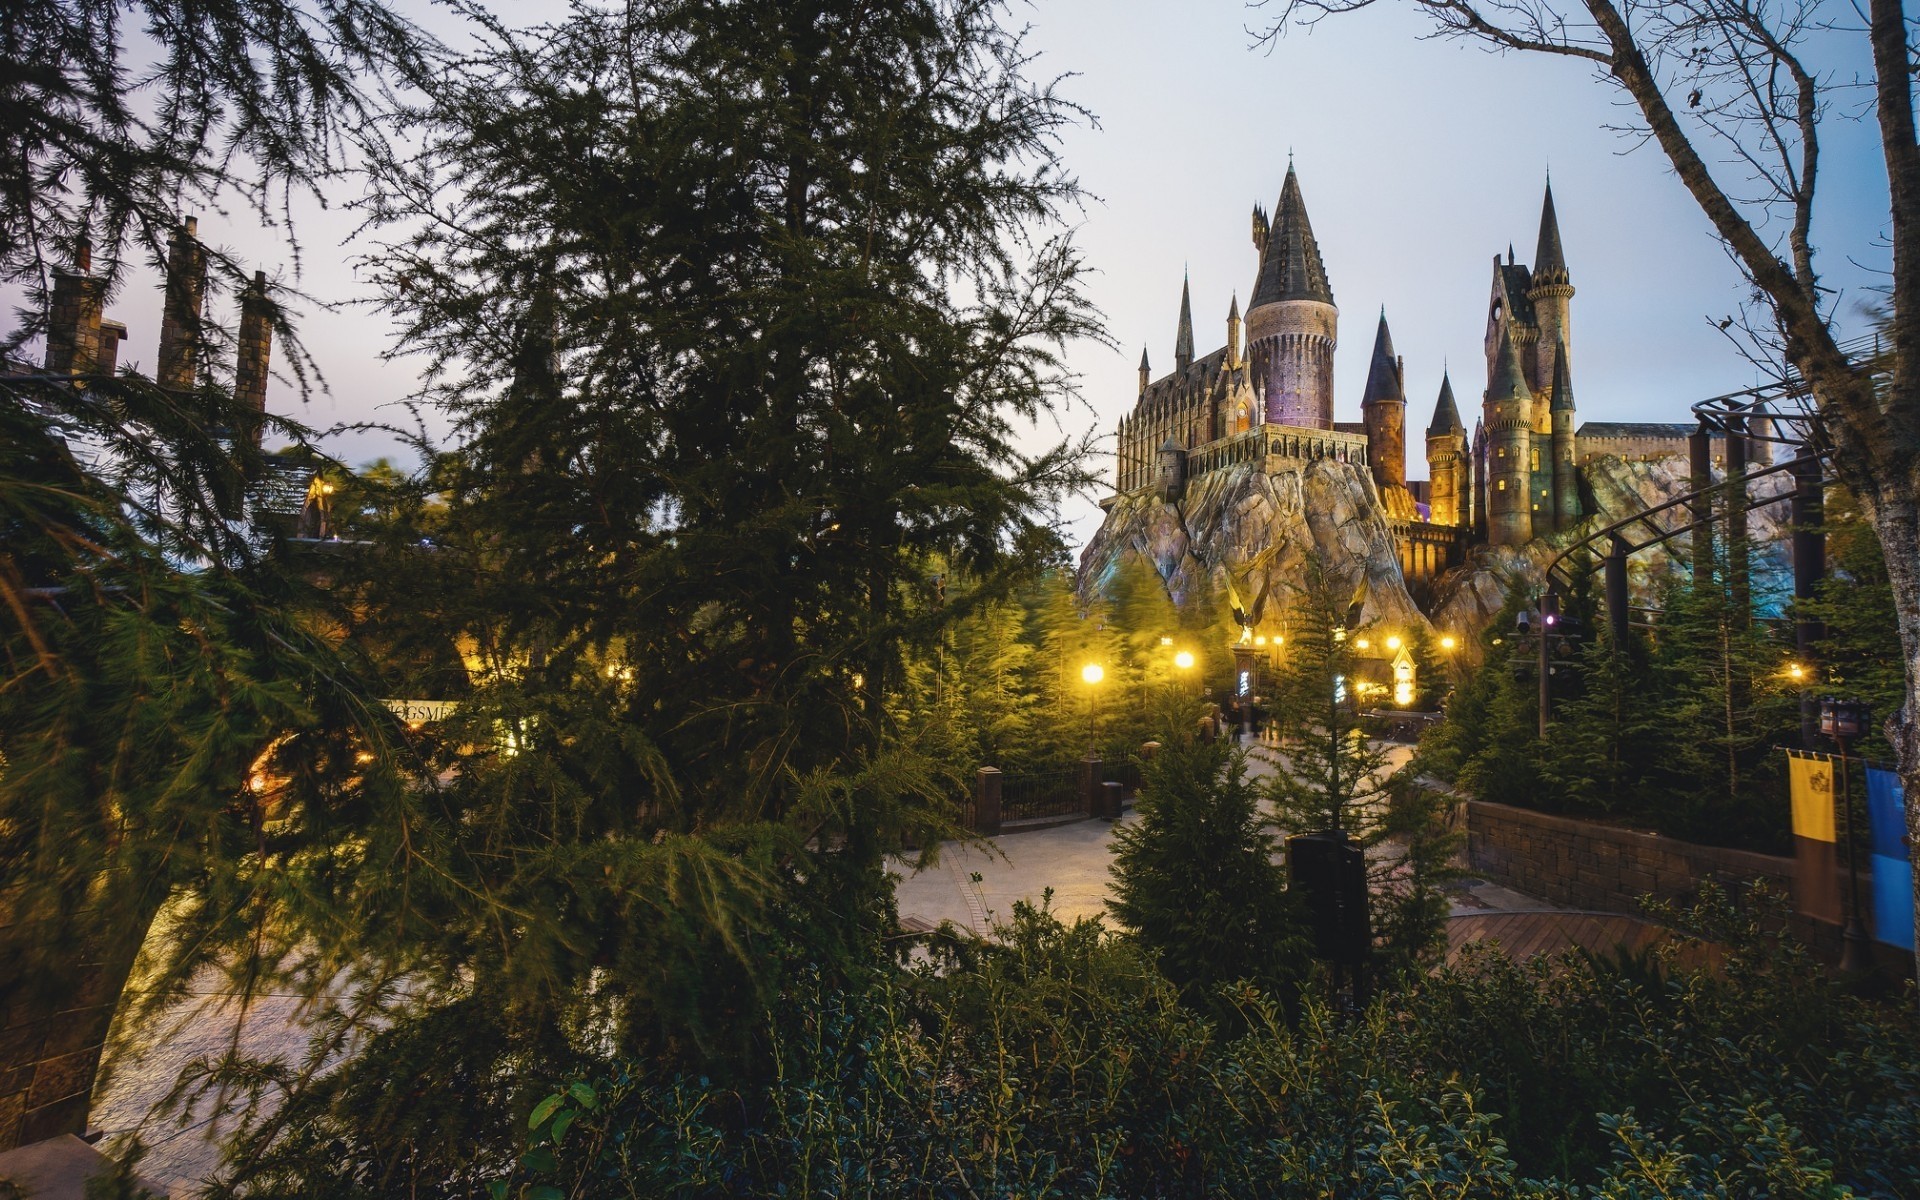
[1386,635,1402,650]
[1440,635,1457,651]
[1355,638,1371,651]
[1081,663,1104,685]
[1173,650,1195,670]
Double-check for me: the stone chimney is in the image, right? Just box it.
[96,320,127,375]
[234,271,273,444]
[156,217,206,390]
[43,237,105,375]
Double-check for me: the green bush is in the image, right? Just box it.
[223,890,1920,1198]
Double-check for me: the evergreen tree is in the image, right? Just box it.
[1107,739,1307,1014]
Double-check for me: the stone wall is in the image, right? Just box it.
[1463,801,1793,913]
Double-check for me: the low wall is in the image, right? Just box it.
[1464,800,1794,913]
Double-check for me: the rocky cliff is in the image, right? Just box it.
[1080,452,1794,648]
[1081,457,1430,634]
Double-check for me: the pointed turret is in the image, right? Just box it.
[1360,309,1403,408]
[1249,165,1334,308]
[1225,292,1242,369]
[1138,346,1150,396]
[1425,372,1469,528]
[1427,372,1463,437]
[1487,328,1532,426]
[1174,274,1195,372]
[1245,163,1338,429]
[1360,309,1406,491]
[1548,339,1581,530]
[1548,340,1574,411]
[1534,179,1569,287]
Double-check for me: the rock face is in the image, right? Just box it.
[1081,451,1796,652]
[1080,456,1431,634]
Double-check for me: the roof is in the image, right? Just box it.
[1577,422,1703,439]
[1534,181,1569,286]
[1249,165,1334,309]
[250,457,317,518]
[1499,263,1537,327]
[1360,310,1402,407]
[1427,372,1463,436]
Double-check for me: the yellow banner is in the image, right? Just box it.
[1789,753,1837,843]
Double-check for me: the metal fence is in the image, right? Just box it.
[1000,768,1081,822]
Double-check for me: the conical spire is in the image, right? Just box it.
[1534,179,1569,285]
[1488,327,1532,422]
[1428,372,1464,436]
[1174,273,1195,371]
[1548,339,1575,411]
[1228,291,1240,321]
[1360,308,1402,408]
[1139,346,1150,370]
[1249,164,1334,308]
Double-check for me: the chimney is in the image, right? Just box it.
[97,320,127,376]
[43,236,105,375]
[157,217,206,390]
[234,271,273,445]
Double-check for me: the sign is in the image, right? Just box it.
[382,699,458,724]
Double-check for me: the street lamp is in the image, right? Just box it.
[1820,697,1874,972]
[1173,650,1195,671]
[1440,635,1457,652]
[1081,663,1104,756]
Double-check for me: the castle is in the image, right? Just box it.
[1109,166,1702,604]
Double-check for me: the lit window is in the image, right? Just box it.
[1497,480,1506,491]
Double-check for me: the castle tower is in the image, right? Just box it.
[1485,328,1534,546]
[1138,347,1150,396]
[235,270,275,446]
[1527,179,1574,395]
[1425,372,1467,528]
[1174,274,1195,373]
[1245,165,1336,430]
[1548,340,1581,531]
[1360,309,1407,491]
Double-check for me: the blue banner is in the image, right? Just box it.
[1867,766,1908,861]
[1866,767,1913,950]
[1873,856,1915,952]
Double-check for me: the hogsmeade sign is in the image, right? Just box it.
[383,699,458,723]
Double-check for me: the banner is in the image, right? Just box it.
[1786,750,1841,923]
[1866,766,1914,952]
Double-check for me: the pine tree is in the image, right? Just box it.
[1107,739,1307,1014]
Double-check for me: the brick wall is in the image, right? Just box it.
[1464,800,1795,912]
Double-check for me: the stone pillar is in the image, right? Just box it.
[156,218,206,391]
[1080,756,1102,819]
[95,321,126,376]
[974,767,1002,837]
[234,271,274,445]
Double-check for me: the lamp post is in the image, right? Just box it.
[1081,662,1104,757]
[1820,697,1874,973]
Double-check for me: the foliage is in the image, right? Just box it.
[2,0,434,380]
[225,893,1920,1198]
[1107,739,1309,1014]
[1800,486,1906,764]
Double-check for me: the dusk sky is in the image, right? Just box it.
[12,0,1890,548]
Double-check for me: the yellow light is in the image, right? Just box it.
[1789,663,1806,681]
[1255,635,1267,646]
[1173,650,1195,670]
[1386,635,1402,650]
[319,482,336,494]
[1356,638,1371,650]
[1333,626,1346,643]
[1395,681,1414,706]
[1275,635,1284,646]
[1440,635,1457,651]
[1081,663,1104,685]
[1160,635,1174,646]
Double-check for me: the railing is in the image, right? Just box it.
[1000,768,1081,822]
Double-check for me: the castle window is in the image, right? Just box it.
[1496,480,1506,491]
[1530,447,1540,471]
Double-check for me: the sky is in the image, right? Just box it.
[13,0,1892,551]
